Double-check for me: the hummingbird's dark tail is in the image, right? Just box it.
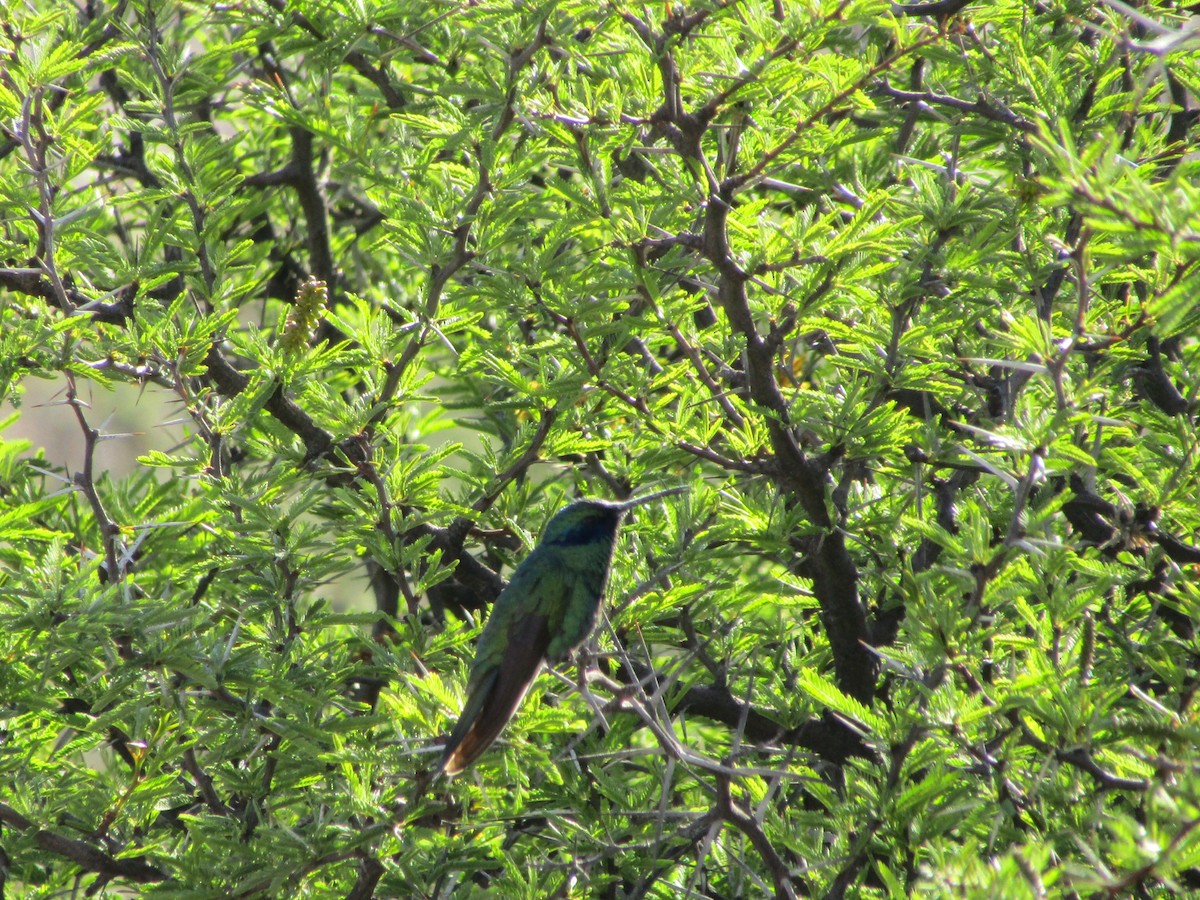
[439,613,550,775]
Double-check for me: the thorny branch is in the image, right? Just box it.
[64,372,124,582]
[16,87,72,313]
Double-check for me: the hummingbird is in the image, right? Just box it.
[437,488,684,776]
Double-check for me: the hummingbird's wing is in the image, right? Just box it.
[439,550,563,775]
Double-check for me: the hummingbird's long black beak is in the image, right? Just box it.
[614,486,687,512]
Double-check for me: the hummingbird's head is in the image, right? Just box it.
[539,489,684,547]
[540,499,625,547]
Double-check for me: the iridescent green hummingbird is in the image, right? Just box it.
[437,488,684,775]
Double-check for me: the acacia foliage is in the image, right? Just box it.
[2,0,1200,896]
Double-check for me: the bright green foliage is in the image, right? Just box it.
[2,0,1199,896]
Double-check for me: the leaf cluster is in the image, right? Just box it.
[2,0,1200,897]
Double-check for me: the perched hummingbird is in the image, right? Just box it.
[437,489,684,775]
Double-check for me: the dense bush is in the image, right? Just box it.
[2,0,1199,896]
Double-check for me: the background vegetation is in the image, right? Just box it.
[2,0,1199,896]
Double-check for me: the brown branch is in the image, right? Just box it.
[470,407,557,516]
[662,314,746,428]
[0,268,98,317]
[714,773,798,900]
[353,441,421,623]
[345,853,385,900]
[873,78,1039,134]
[16,88,73,313]
[0,0,129,164]
[737,33,940,187]
[202,345,343,465]
[1098,816,1200,897]
[829,727,920,897]
[702,188,876,704]
[181,747,231,816]
[367,25,446,68]
[290,127,336,287]
[1021,726,1152,792]
[0,802,166,885]
[1055,748,1151,793]
[553,310,766,474]
[624,812,721,900]
[250,47,337,293]
[142,9,216,306]
[64,373,123,582]
[369,148,492,430]
[622,661,871,765]
[892,0,974,17]
[260,0,409,109]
